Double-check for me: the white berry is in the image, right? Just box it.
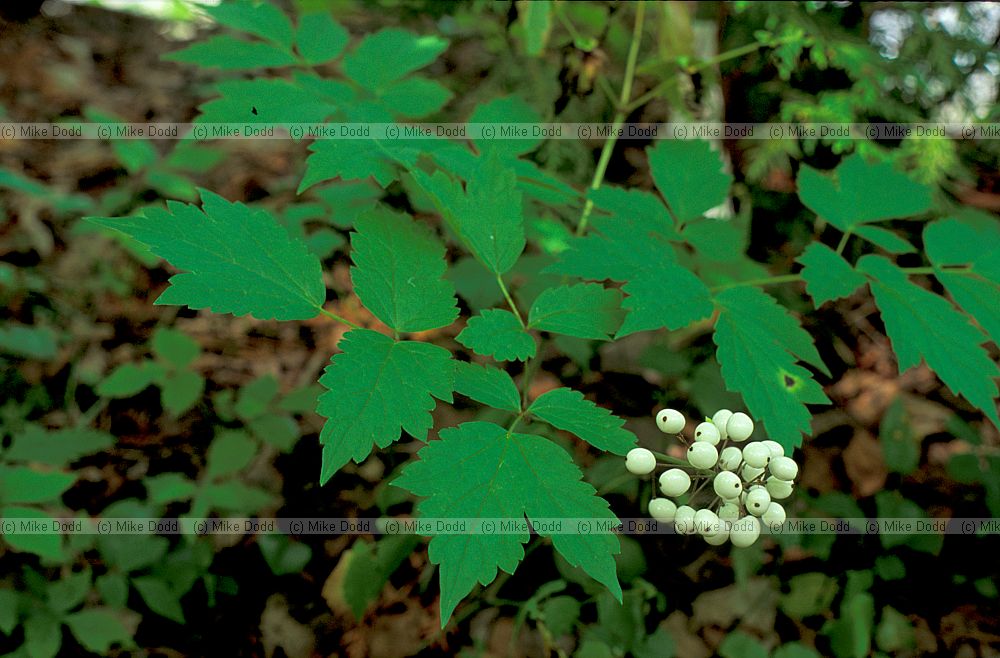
[649,498,677,522]
[693,421,721,445]
[704,529,730,545]
[769,456,799,481]
[694,508,720,536]
[719,446,742,471]
[730,516,761,547]
[741,464,766,482]
[686,442,719,469]
[673,505,696,534]
[713,471,743,499]
[745,485,771,516]
[718,502,741,521]
[656,408,685,434]
[741,443,770,469]
[625,448,657,475]
[761,440,785,458]
[659,468,691,497]
[711,409,733,440]
[726,412,754,441]
[765,476,794,500]
[761,501,786,528]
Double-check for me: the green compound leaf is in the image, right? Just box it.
[196,78,341,125]
[339,535,419,619]
[647,140,733,224]
[924,216,1000,280]
[343,28,449,92]
[469,96,544,156]
[295,12,349,64]
[204,0,295,48]
[797,242,867,306]
[5,426,115,466]
[713,287,830,450]
[379,77,453,119]
[925,218,1000,342]
[527,283,624,340]
[151,328,200,369]
[453,361,521,413]
[413,153,526,275]
[393,422,622,627]
[316,329,454,484]
[460,153,526,275]
[852,225,916,254]
[350,207,458,333]
[456,309,536,362]
[133,576,185,623]
[97,362,165,398]
[587,186,678,237]
[616,262,713,337]
[931,274,1000,347]
[63,608,135,654]
[1,506,64,560]
[25,612,62,658]
[857,255,1000,427]
[299,138,423,192]
[206,430,258,479]
[163,35,297,70]
[546,189,675,283]
[528,388,637,455]
[86,190,325,321]
[0,323,57,359]
[797,153,933,231]
[0,466,75,504]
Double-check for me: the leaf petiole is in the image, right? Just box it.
[318,307,361,330]
[496,275,526,328]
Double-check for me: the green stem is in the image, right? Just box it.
[519,349,542,409]
[507,410,527,434]
[318,307,361,330]
[76,398,109,429]
[596,74,620,107]
[497,275,526,328]
[623,34,796,113]
[709,273,803,293]
[903,265,972,275]
[554,5,586,49]
[704,261,973,297]
[575,1,646,237]
[835,231,851,256]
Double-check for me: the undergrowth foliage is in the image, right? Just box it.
[83,0,1000,628]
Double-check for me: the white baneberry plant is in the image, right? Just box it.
[80,0,1000,630]
[628,407,798,547]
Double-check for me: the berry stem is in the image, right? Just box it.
[651,451,687,466]
[689,476,712,500]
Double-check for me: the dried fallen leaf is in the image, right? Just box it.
[260,594,315,658]
[842,430,888,497]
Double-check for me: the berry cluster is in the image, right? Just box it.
[624,408,798,547]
